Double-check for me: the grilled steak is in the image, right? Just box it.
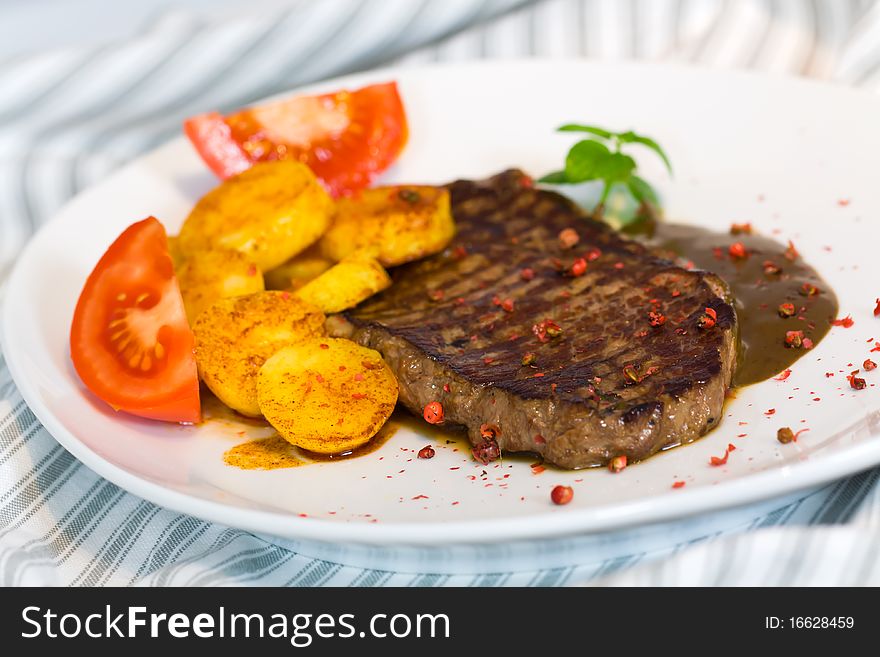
[336,170,737,469]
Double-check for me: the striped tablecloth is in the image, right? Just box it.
[3,0,880,586]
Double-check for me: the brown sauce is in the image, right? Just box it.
[646,223,838,386]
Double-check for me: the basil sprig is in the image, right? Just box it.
[540,124,672,216]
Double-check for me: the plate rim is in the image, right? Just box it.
[4,58,880,546]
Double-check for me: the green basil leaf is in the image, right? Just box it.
[617,131,673,174]
[557,124,614,140]
[594,152,636,183]
[626,175,659,205]
[563,139,612,183]
[537,170,568,183]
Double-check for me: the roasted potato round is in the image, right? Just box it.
[257,337,398,454]
[193,291,326,416]
[167,234,186,268]
[293,254,391,313]
[318,185,455,267]
[177,249,265,324]
[177,160,333,271]
[263,243,334,291]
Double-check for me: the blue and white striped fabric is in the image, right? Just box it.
[3,0,880,586]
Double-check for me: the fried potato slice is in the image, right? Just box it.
[193,291,325,416]
[318,185,455,267]
[257,337,398,453]
[177,249,265,324]
[293,254,391,313]
[263,244,334,291]
[167,235,186,268]
[178,160,333,271]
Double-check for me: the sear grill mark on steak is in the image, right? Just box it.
[337,170,737,469]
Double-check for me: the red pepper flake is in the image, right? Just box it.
[730,223,752,235]
[280,291,291,300]
[728,242,748,259]
[838,198,850,207]
[480,423,500,440]
[800,282,820,297]
[520,267,535,281]
[452,245,468,259]
[531,464,546,475]
[783,241,799,262]
[773,369,792,381]
[423,401,444,424]
[518,174,534,189]
[765,408,776,416]
[672,481,686,489]
[521,352,537,367]
[550,485,573,505]
[802,338,814,350]
[709,445,732,466]
[777,303,796,318]
[483,357,494,365]
[648,311,666,327]
[570,257,587,277]
[532,372,545,378]
[609,455,627,473]
[671,289,681,297]
[354,373,365,382]
[534,435,546,445]
[500,298,514,313]
[784,330,805,348]
[847,370,867,390]
[831,315,854,328]
[417,446,435,459]
[428,289,445,302]
[315,373,325,383]
[864,359,877,371]
[585,247,602,262]
[412,495,429,500]
[558,228,580,249]
[351,393,367,400]
[793,428,810,441]
[614,262,625,270]
[874,299,880,316]
[532,319,562,342]
[443,383,451,393]
[763,260,782,276]
[246,264,258,276]
[698,307,717,330]
[872,342,880,353]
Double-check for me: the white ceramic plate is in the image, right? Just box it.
[4,61,880,570]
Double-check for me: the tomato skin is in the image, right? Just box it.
[184,81,408,197]
[70,218,201,424]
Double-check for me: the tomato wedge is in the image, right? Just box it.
[184,81,408,197]
[70,217,200,423]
